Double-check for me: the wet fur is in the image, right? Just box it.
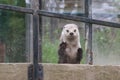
[58,42,82,64]
[58,24,83,64]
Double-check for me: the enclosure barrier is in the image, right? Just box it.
[0,63,120,80]
[0,0,120,80]
[0,4,120,28]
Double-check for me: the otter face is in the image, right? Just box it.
[63,24,79,40]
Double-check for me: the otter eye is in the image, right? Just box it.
[74,29,76,32]
[66,30,69,32]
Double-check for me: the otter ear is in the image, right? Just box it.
[63,26,65,28]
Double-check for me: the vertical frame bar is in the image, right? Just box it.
[25,0,33,62]
[31,0,40,80]
[85,0,93,65]
[39,0,42,63]
[33,13,39,80]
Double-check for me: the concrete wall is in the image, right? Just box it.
[0,63,28,80]
[0,63,120,80]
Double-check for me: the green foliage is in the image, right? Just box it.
[42,39,59,63]
[42,34,86,64]
[93,27,120,55]
[1,0,120,64]
[0,0,25,7]
[80,35,86,64]
[0,0,26,62]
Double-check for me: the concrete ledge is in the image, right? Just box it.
[0,63,28,80]
[0,63,120,80]
[44,64,120,80]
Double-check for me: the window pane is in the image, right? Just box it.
[0,10,26,62]
[93,24,120,65]
[92,0,120,23]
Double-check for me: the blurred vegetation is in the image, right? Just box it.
[42,39,59,63]
[93,27,120,65]
[42,39,86,64]
[0,0,26,62]
[42,23,86,64]
[0,0,120,64]
[93,27,120,55]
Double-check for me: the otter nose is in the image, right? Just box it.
[70,32,73,36]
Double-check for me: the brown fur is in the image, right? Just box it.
[58,42,82,64]
[58,24,83,64]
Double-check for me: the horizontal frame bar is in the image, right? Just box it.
[0,4,120,28]
[0,4,34,14]
[38,10,120,28]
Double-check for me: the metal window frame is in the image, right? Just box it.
[0,0,120,80]
[0,4,120,27]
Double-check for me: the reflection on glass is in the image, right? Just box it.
[59,0,65,13]
[71,0,78,15]
[46,0,57,12]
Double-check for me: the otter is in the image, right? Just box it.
[58,24,83,64]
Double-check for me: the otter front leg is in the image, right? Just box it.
[58,42,67,63]
[76,48,83,64]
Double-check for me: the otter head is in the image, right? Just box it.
[61,24,80,42]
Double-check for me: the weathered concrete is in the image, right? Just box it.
[0,63,28,80]
[0,63,120,80]
[44,64,120,80]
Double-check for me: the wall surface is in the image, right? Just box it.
[0,63,28,80]
[0,63,120,80]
